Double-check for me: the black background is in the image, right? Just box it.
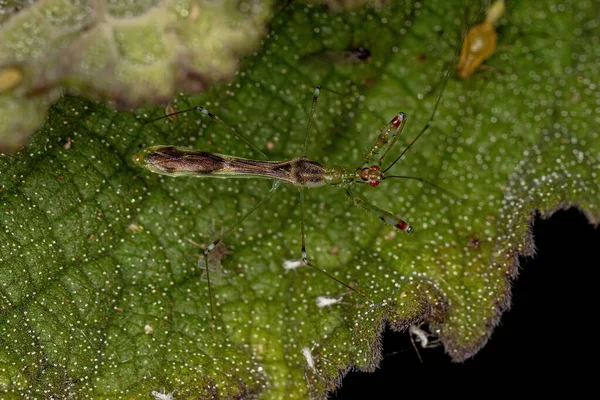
[332,208,598,398]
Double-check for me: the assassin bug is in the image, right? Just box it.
[133,44,460,321]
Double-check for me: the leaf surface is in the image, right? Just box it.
[0,1,598,398]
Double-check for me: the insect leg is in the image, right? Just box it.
[360,112,408,167]
[299,188,373,302]
[203,181,281,321]
[147,106,269,160]
[302,87,321,157]
[409,324,441,363]
[345,188,413,233]
[381,22,467,174]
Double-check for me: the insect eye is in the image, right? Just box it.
[370,165,380,171]
[369,181,380,187]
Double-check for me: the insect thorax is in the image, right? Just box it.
[323,165,355,186]
[290,157,328,187]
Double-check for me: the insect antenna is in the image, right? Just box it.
[383,175,463,202]
[382,23,471,174]
[144,106,199,124]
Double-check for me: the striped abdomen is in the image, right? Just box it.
[133,145,327,187]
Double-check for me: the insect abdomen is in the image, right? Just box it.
[134,146,326,186]
[134,146,226,176]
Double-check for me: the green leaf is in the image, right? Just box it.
[1,0,598,399]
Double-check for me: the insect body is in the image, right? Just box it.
[457,0,505,78]
[408,324,441,363]
[134,146,341,188]
[134,112,416,242]
[135,57,456,320]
